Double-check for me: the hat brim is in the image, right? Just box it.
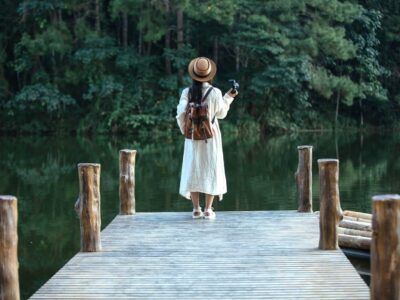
[188,58,217,82]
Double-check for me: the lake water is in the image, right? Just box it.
[0,131,398,298]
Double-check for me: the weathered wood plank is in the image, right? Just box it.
[30,211,369,299]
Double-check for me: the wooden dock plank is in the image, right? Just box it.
[30,211,369,299]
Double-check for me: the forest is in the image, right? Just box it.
[0,0,399,135]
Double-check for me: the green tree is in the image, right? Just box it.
[0,0,395,134]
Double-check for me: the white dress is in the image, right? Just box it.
[176,82,234,200]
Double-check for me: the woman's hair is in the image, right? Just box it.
[189,79,212,103]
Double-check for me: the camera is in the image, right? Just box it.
[229,79,239,92]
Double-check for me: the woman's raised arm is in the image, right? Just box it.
[214,88,237,120]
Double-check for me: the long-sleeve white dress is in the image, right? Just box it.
[176,82,234,200]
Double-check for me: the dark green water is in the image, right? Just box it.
[0,131,398,298]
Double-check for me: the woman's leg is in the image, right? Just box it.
[191,192,200,210]
[204,194,216,219]
[205,194,214,210]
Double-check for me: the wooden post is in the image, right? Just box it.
[371,194,400,300]
[318,159,343,250]
[295,145,313,212]
[76,163,101,252]
[0,195,20,300]
[119,150,136,215]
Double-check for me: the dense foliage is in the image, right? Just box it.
[0,0,398,134]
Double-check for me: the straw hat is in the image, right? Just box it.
[188,57,217,82]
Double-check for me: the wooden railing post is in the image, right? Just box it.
[371,194,400,300]
[0,195,20,300]
[318,159,343,250]
[119,150,136,215]
[295,145,313,212]
[76,163,102,252]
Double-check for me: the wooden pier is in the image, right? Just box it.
[30,210,369,299]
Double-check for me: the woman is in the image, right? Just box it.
[176,57,238,219]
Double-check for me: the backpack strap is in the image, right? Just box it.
[200,87,213,143]
[201,87,213,102]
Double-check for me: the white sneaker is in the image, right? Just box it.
[192,207,204,219]
[204,208,216,219]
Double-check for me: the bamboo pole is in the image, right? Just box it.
[338,234,370,251]
[339,219,371,232]
[343,210,371,220]
[295,145,313,212]
[316,211,371,234]
[76,163,102,252]
[318,159,343,250]
[371,194,400,300]
[337,227,372,238]
[342,215,371,222]
[0,195,20,300]
[119,150,136,215]
[317,210,371,223]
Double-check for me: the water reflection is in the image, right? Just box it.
[0,131,398,298]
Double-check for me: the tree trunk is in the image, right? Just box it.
[334,130,339,159]
[371,194,400,300]
[177,8,184,84]
[165,31,172,74]
[163,0,172,75]
[21,1,28,23]
[51,11,57,25]
[146,42,152,55]
[318,159,343,250]
[335,92,340,128]
[295,145,313,212]
[116,15,121,46]
[359,98,364,128]
[122,13,128,48]
[58,9,62,23]
[119,150,136,215]
[73,10,77,31]
[235,45,240,72]
[213,36,219,65]
[0,195,20,300]
[138,19,143,55]
[95,0,100,32]
[77,163,102,252]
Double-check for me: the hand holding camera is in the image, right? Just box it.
[227,79,239,98]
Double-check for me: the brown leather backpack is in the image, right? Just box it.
[184,86,214,142]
